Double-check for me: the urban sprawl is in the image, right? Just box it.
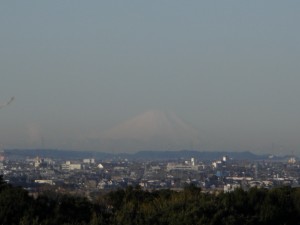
[0,150,299,200]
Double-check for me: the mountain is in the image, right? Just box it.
[4,149,272,161]
[98,110,201,152]
[130,150,269,160]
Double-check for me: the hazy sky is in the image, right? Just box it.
[1,1,300,155]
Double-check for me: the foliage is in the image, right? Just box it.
[0,176,299,225]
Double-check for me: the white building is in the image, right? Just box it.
[224,184,240,193]
[166,158,199,171]
[35,180,55,185]
[83,158,95,164]
[61,161,82,170]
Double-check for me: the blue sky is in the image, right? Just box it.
[0,1,300,154]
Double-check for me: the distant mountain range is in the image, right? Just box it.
[3,149,293,161]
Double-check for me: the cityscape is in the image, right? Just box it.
[1,1,300,224]
[1,149,299,200]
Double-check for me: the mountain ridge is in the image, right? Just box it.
[4,148,288,161]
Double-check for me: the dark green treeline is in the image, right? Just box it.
[0,176,300,225]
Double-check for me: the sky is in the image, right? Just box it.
[0,1,300,155]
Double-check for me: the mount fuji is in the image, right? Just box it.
[96,110,201,152]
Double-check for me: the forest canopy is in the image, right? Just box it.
[0,176,299,225]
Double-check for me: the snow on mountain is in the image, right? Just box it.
[98,110,200,151]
